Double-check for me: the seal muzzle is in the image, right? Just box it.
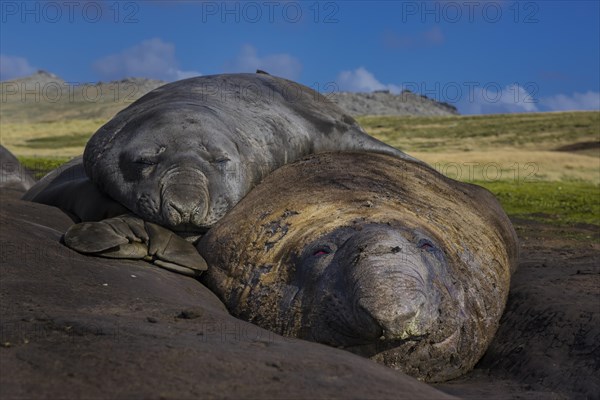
[160,168,209,228]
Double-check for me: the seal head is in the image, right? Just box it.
[85,106,245,233]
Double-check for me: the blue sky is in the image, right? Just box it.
[1,0,599,114]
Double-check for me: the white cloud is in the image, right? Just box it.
[459,84,539,114]
[92,38,201,82]
[224,45,302,80]
[0,54,36,81]
[541,91,600,111]
[336,67,402,93]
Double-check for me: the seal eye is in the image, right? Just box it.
[214,156,231,165]
[418,239,435,251]
[135,157,157,166]
[134,150,162,167]
[313,248,331,257]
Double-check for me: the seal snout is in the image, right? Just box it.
[358,297,428,341]
[165,201,207,226]
[346,227,442,341]
[160,168,209,228]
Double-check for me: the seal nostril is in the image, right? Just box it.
[168,202,184,215]
[354,301,385,340]
[167,202,184,224]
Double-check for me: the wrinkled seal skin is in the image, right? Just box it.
[198,152,519,382]
[0,145,35,192]
[83,73,415,233]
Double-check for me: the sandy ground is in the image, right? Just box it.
[437,218,600,399]
[1,188,598,399]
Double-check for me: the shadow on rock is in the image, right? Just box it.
[0,191,455,400]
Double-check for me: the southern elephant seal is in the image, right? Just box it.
[24,72,415,276]
[198,152,519,382]
[22,157,208,275]
[0,145,35,192]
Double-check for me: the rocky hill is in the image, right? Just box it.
[330,90,458,116]
[0,71,457,124]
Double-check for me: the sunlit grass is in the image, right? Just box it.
[0,119,104,157]
[476,180,600,226]
[357,111,599,152]
[5,110,600,227]
[17,156,72,180]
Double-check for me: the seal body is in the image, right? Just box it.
[198,152,519,382]
[22,157,128,221]
[82,73,415,233]
[0,145,35,192]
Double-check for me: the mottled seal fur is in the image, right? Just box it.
[198,152,519,382]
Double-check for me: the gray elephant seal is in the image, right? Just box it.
[83,72,415,233]
[23,157,207,275]
[0,145,35,192]
[198,152,519,382]
[22,157,128,221]
[25,72,415,275]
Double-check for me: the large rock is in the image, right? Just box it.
[0,192,455,399]
[330,90,458,116]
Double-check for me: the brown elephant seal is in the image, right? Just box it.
[0,145,35,192]
[198,152,519,382]
[24,72,416,276]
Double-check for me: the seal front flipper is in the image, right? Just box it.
[64,214,207,277]
[144,221,208,277]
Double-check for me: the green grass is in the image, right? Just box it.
[24,133,92,149]
[17,156,72,180]
[6,111,599,229]
[1,118,105,157]
[475,180,600,226]
[16,155,599,227]
[356,112,600,152]
[355,111,600,227]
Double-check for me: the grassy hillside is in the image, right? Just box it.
[358,112,599,152]
[2,111,598,226]
[358,112,599,183]
[357,112,600,226]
